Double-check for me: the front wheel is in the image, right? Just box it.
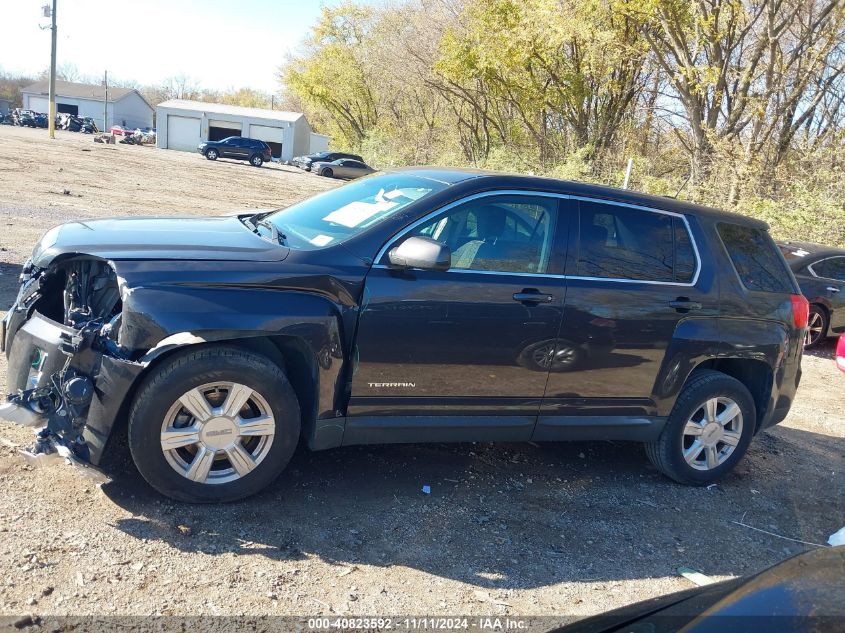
[128,346,300,503]
[321,168,334,178]
[250,154,264,167]
[645,370,755,486]
[205,148,218,160]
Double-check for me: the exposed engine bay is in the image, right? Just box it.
[2,257,140,467]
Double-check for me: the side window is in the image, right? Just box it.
[577,201,689,282]
[674,219,696,283]
[717,223,794,293]
[409,195,558,274]
[821,257,845,282]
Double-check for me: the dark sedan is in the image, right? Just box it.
[778,240,845,348]
[558,546,844,633]
[292,151,364,171]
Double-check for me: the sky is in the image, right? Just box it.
[0,0,353,93]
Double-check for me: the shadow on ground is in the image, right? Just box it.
[101,422,844,590]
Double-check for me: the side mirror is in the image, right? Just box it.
[388,236,451,271]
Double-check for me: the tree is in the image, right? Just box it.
[283,3,380,147]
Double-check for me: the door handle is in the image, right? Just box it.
[513,291,554,304]
[827,286,840,293]
[669,298,702,312]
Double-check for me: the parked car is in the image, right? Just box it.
[292,151,364,171]
[777,241,845,348]
[1,169,807,502]
[18,110,36,127]
[557,546,844,633]
[313,158,376,179]
[837,334,845,373]
[109,125,131,136]
[198,137,272,167]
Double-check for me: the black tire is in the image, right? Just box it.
[250,154,264,167]
[128,346,300,503]
[322,168,334,178]
[804,305,828,349]
[205,148,218,160]
[645,369,755,486]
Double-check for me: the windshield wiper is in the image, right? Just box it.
[257,219,287,245]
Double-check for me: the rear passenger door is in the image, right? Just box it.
[538,198,715,436]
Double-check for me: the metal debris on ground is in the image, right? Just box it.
[828,526,845,546]
[421,485,431,494]
[677,567,715,586]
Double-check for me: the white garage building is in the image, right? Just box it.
[21,80,153,130]
[155,100,328,160]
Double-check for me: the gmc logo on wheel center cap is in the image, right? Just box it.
[206,428,234,437]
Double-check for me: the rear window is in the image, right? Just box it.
[718,223,795,293]
[576,201,697,283]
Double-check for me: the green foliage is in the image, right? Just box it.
[281,0,845,248]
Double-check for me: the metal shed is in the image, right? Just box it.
[21,80,153,130]
[155,100,320,160]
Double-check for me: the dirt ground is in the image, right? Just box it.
[0,125,843,623]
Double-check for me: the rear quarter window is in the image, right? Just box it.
[717,223,795,293]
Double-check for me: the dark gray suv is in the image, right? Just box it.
[1,169,809,502]
[198,137,272,167]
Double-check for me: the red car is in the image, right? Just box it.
[109,125,133,136]
[837,333,845,373]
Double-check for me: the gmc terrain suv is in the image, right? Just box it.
[198,137,272,167]
[1,169,807,502]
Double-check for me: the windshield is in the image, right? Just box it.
[263,174,446,249]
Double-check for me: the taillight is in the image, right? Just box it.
[836,334,845,373]
[790,294,809,329]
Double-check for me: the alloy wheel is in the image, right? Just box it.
[805,311,824,347]
[160,382,275,484]
[681,396,743,471]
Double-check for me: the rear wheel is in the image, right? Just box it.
[804,305,828,349]
[128,346,300,503]
[645,370,755,486]
[250,154,264,167]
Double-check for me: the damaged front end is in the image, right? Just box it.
[2,257,144,469]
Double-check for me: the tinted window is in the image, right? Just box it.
[820,257,845,282]
[577,201,693,282]
[411,195,558,274]
[717,223,794,293]
[674,220,696,283]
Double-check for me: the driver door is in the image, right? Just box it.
[346,192,570,444]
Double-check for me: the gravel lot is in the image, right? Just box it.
[0,125,843,622]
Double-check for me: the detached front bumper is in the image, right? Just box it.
[2,311,144,465]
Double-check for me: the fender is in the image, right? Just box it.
[658,315,795,431]
[109,283,353,448]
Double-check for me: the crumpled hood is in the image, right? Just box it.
[31,216,289,266]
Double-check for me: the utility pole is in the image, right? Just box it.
[103,70,108,132]
[271,95,274,110]
[622,157,634,189]
[47,0,57,139]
